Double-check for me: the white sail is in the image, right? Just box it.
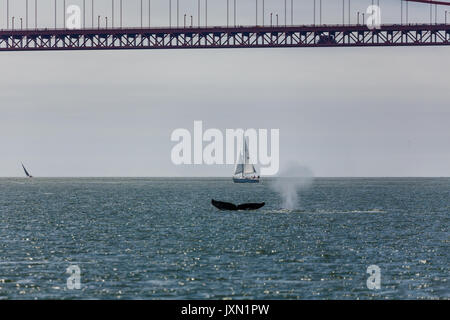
[234,153,244,175]
[233,137,257,177]
[243,139,257,175]
[244,163,256,175]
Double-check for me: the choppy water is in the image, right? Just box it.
[0,178,448,299]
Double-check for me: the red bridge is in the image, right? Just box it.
[0,0,449,51]
[1,23,449,51]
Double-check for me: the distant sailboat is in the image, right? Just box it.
[232,137,260,183]
[21,163,33,178]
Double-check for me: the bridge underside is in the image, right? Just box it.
[0,25,449,51]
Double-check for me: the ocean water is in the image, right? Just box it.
[0,178,448,300]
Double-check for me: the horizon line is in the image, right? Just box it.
[1,176,449,179]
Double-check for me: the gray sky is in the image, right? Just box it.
[0,1,449,177]
[1,0,447,28]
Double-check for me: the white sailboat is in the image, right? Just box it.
[232,137,260,183]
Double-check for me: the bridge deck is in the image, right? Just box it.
[0,24,449,51]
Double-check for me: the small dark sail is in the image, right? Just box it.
[212,199,265,211]
[21,163,32,178]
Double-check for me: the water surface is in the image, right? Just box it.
[0,178,448,299]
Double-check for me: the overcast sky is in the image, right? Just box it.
[0,0,449,177]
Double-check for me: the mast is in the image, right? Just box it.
[242,135,245,178]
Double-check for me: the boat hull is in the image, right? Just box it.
[233,177,260,183]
